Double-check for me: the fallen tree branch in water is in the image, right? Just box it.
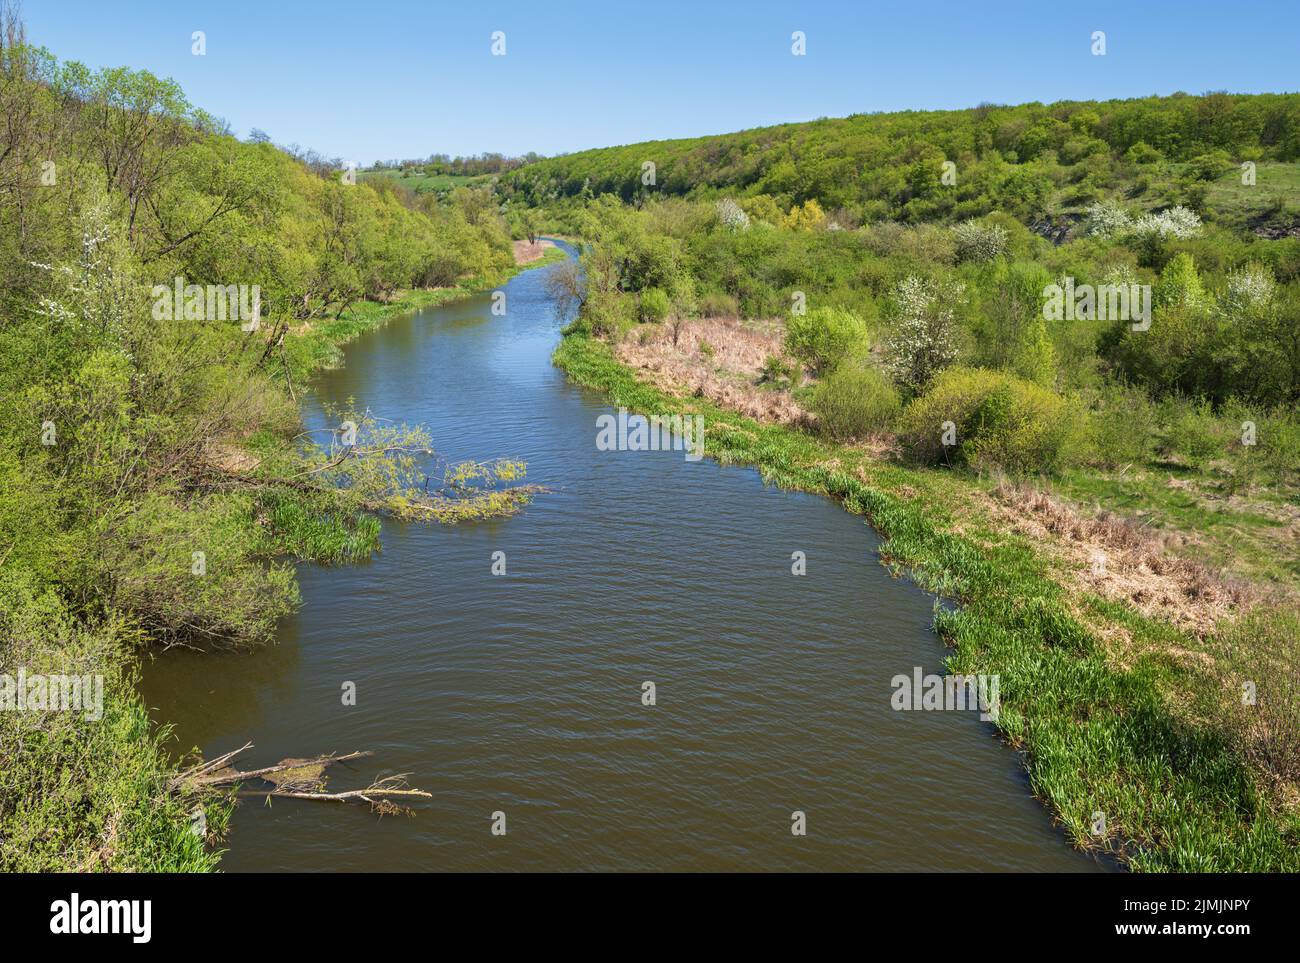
[174,745,426,815]
[186,749,373,788]
[192,463,547,524]
[169,740,254,790]
[237,787,431,803]
[238,774,430,817]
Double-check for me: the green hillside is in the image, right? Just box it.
[503,92,1300,232]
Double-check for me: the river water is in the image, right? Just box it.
[141,241,1103,871]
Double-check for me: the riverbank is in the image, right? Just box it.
[284,246,567,383]
[552,328,1300,871]
[1,254,561,873]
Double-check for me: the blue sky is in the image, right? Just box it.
[26,0,1300,162]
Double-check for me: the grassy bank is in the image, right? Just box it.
[359,167,494,195]
[0,571,231,871]
[553,329,1300,871]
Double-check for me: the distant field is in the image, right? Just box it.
[359,168,493,193]
[1204,161,1300,228]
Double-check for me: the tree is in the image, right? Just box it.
[884,276,963,392]
[784,305,868,374]
[1012,310,1056,388]
[639,287,670,323]
[75,65,198,243]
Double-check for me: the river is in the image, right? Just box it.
[141,240,1105,871]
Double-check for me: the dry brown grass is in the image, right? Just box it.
[202,440,262,475]
[615,317,813,427]
[989,477,1256,636]
[611,317,1274,644]
[512,238,556,265]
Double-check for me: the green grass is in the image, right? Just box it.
[1054,467,1300,587]
[1204,161,1300,229]
[358,168,493,194]
[553,329,1300,871]
[0,572,231,871]
[523,244,568,269]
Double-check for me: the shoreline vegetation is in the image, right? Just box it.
[0,11,559,871]
[517,90,1300,873]
[4,0,1297,873]
[523,87,1300,871]
[2,258,559,873]
[283,241,566,384]
[552,329,1300,871]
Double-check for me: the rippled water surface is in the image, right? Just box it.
[142,242,1104,871]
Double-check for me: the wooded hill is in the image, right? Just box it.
[502,92,1300,231]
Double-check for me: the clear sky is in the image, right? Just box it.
[24,0,1300,163]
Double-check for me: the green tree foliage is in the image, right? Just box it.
[783,305,869,374]
[502,92,1300,224]
[0,27,518,870]
[639,287,670,323]
[1012,310,1057,387]
[897,366,1087,474]
[811,359,901,439]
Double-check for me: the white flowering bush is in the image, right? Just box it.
[30,199,136,340]
[1083,201,1133,238]
[885,275,963,391]
[1130,205,1203,240]
[1221,264,1276,316]
[1100,264,1141,289]
[952,220,1009,262]
[716,198,750,231]
[1084,202,1202,242]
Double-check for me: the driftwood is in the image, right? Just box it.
[175,742,430,815]
[237,774,431,816]
[170,740,255,789]
[237,787,428,803]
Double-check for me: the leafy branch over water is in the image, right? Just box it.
[233,404,545,525]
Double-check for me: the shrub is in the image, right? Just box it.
[639,287,670,323]
[1083,202,1203,243]
[1087,383,1158,468]
[783,305,869,374]
[1188,150,1233,181]
[716,198,750,231]
[1212,609,1300,788]
[1221,263,1276,316]
[1083,201,1133,238]
[812,360,901,440]
[1154,251,1208,309]
[1125,141,1162,164]
[759,353,800,388]
[782,198,827,231]
[584,288,636,338]
[1160,397,1230,468]
[1012,311,1057,388]
[897,366,1087,474]
[698,291,739,318]
[1255,409,1300,481]
[1131,205,1203,240]
[952,219,1009,263]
